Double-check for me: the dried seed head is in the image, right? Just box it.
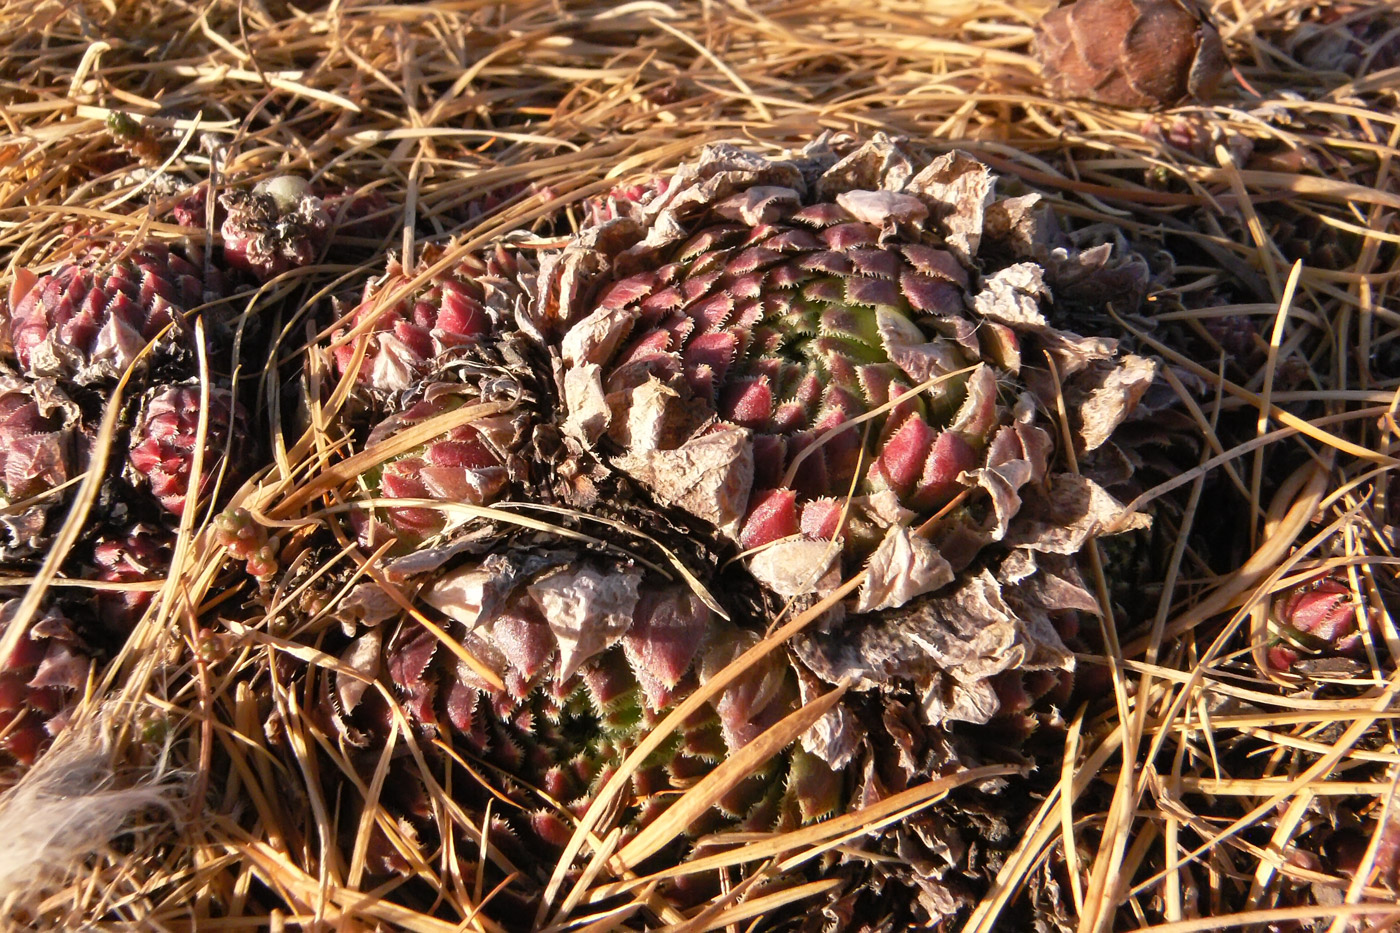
[127,384,248,517]
[5,244,206,384]
[1034,0,1227,109]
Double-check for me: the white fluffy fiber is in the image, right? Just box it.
[0,721,182,902]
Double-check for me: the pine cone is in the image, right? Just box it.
[127,383,248,517]
[4,243,208,384]
[1034,0,1227,109]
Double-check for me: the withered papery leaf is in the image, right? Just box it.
[896,831,966,926]
[954,396,1055,542]
[380,523,504,580]
[28,644,90,691]
[337,628,383,715]
[861,488,916,528]
[355,330,419,395]
[453,633,509,694]
[983,193,1045,259]
[989,395,1053,481]
[836,189,930,231]
[639,144,806,246]
[907,151,994,264]
[713,185,803,225]
[0,375,84,557]
[340,581,404,628]
[877,307,968,384]
[530,220,642,334]
[794,660,861,770]
[748,538,842,599]
[526,564,642,680]
[1067,353,1158,452]
[1004,550,1102,615]
[814,136,915,199]
[1004,472,1150,553]
[561,363,610,444]
[971,262,1049,328]
[796,569,1073,725]
[614,427,754,540]
[615,377,685,453]
[948,364,999,435]
[1044,241,1151,309]
[956,458,1032,545]
[856,524,954,612]
[28,608,77,642]
[559,303,639,368]
[422,566,491,628]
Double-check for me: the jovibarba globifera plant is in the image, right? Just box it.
[0,232,258,766]
[320,134,1165,925]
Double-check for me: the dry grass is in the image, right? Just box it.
[0,0,1398,929]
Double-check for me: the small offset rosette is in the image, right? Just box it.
[127,382,249,518]
[351,384,514,550]
[4,243,209,385]
[331,243,529,400]
[0,375,86,558]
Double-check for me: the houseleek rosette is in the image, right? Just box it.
[321,136,1162,923]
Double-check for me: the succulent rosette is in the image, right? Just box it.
[90,524,175,633]
[532,137,1153,633]
[1265,572,1377,674]
[332,546,843,863]
[305,138,1168,923]
[331,243,526,398]
[0,375,86,557]
[218,175,331,282]
[127,383,248,518]
[353,383,515,548]
[0,600,92,766]
[3,243,210,385]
